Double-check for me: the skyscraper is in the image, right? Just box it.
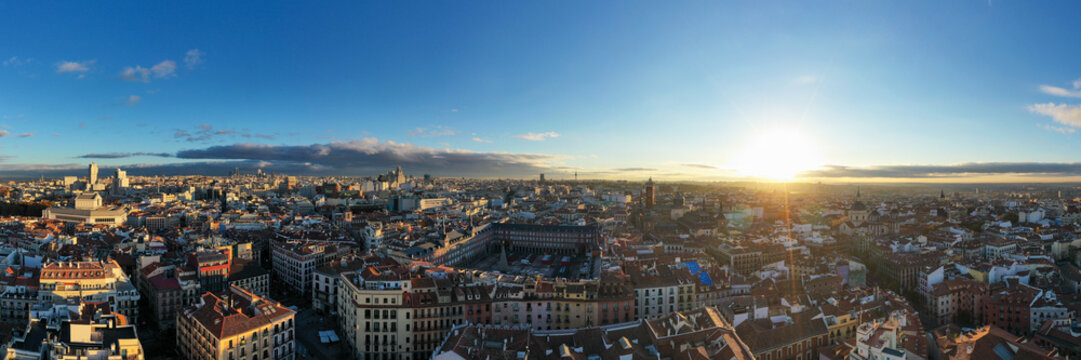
[644,177,655,208]
[88,162,98,185]
[394,165,406,185]
[279,176,297,194]
[113,168,128,190]
[382,166,407,188]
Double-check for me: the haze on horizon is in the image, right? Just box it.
[2,1,1081,183]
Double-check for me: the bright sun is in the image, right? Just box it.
[729,129,826,181]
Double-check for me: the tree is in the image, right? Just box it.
[0,201,52,217]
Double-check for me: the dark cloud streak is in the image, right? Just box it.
[77,152,173,159]
[174,139,559,177]
[802,162,1081,178]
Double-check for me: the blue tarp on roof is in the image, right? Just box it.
[683,261,713,286]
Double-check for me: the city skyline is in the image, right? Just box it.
[5,3,1081,359]
[4,1,1081,182]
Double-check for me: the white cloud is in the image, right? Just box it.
[1039,123,1076,134]
[1038,79,1081,98]
[1039,85,1081,98]
[0,130,9,137]
[1029,103,1081,127]
[471,137,491,143]
[121,66,151,82]
[408,126,456,137]
[150,60,176,78]
[56,60,91,73]
[514,131,560,141]
[184,49,204,69]
[121,60,177,82]
[3,56,31,67]
[17,132,34,138]
[125,95,141,106]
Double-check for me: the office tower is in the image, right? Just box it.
[113,168,129,190]
[395,166,405,185]
[644,177,655,208]
[279,176,296,194]
[88,162,98,185]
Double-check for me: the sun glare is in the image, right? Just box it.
[729,129,825,181]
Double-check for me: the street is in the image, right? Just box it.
[293,307,346,360]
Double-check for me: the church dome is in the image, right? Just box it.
[850,201,867,211]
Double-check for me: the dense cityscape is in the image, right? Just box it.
[0,164,1074,359]
[6,1,1081,359]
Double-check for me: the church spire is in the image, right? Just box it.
[856,186,861,198]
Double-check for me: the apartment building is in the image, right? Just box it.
[272,241,352,296]
[311,255,368,314]
[337,266,412,360]
[176,285,296,360]
[626,263,698,319]
[38,260,140,324]
[229,259,270,297]
[7,303,143,360]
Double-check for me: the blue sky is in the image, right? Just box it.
[2,1,1081,181]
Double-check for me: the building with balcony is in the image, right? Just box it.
[272,241,352,296]
[176,285,296,360]
[38,260,140,324]
[6,302,143,360]
[229,259,270,297]
[432,307,755,360]
[311,255,368,314]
